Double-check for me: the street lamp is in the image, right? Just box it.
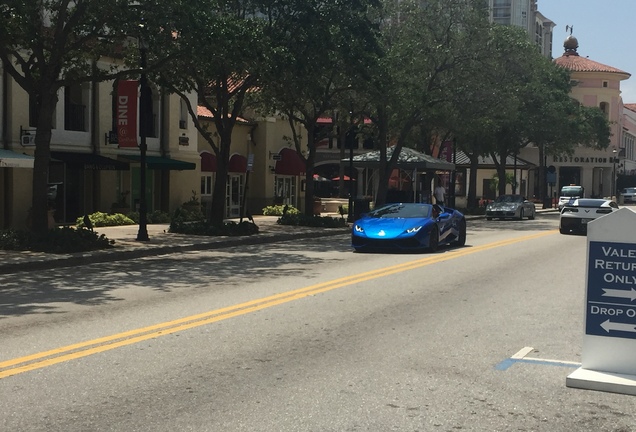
[612,148,618,201]
[136,32,150,241]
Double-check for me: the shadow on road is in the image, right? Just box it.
[0,239,349,319]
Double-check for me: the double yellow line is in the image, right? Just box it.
[0,230,556,379]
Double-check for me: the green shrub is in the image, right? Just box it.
[127,210,171,224]
[169,218,259,236]
[0,227,114,253]
[277,213,348,228]
[76,212,135,228]
[169,206,256,236]
[170,206,205,223]
[262,204,299,216]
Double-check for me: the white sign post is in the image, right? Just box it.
[567,207,636,395]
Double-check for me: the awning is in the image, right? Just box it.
[201,152,216,172]
[200,152,247,173]
[343,147,455,171]
[122,155,196,170]
[452,150,535,168]
[275,148,305,176]
[0,149,34,168]
[229,154,247,173]
[51,151,129,170]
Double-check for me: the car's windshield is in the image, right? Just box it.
[560,186,583,197]
[573,199,607,208]
[494,195,523,203]
[366,204,431,219]
[623,188,636,194]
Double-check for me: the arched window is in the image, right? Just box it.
[599,102,609,118]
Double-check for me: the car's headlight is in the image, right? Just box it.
[406,226,422,233]
[354,224,364,233]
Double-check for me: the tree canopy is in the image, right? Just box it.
[0,0,615,226]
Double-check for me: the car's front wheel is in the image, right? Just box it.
[528,208,535,220]
[518,208,524,220]
[454,219,466,247]
[428,226,439,252]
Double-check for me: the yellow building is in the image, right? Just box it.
[0,60,200,229]
[196,107,313,218]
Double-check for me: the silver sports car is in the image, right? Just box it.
[485,194,536,220]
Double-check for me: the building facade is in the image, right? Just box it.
[488,0,554,58]
[0,57,200,229]
[519,35,632,200]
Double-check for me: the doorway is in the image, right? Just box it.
[558,166,581,191]
[226,174,244,218]
[274,176,297,208]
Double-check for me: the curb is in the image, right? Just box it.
[0,228,351,275]
[0,211,559,275]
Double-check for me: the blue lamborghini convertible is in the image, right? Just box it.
[351,203,466,252]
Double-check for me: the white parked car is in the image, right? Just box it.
[559,198,619,234]
[621,187,636,203]
[558,185,584,210]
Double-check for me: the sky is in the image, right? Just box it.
[538,0,636,103]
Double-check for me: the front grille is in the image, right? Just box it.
[352,236,424,250]
[488,210,515,216]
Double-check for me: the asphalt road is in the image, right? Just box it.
[1,212,634,431]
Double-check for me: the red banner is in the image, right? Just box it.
[117,80,138,148]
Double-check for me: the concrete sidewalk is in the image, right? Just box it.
[0,208,559,275]
[0,216,351,275]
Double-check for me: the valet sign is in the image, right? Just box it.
[586,241,636,339]
[567,208,636,396]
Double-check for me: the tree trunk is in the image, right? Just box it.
[31,90,58,233]
[497,153,507,196]
[210,134,231,226]
[374,119,389,207]
[337,123,346,198]
[303,143,316,217]
[538,143,546,200]
[467,154,479,209]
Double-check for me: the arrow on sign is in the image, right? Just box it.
[601,288,636,301]
[600,319,636,334]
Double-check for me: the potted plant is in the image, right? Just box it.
[111,191,130,214]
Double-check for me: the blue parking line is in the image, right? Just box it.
[496,358,580,371]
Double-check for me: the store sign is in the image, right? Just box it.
[567,208,636,395]
[117,80,138,148]
[552,156,610,164]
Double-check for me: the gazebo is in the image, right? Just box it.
[342,147,455,204]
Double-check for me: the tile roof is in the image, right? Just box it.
[344,147,455,171]
[452,150,534,168]
[554,53,630,76]
[553,35,630,77]
[624,104,636,113]
[197,105,250,123]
